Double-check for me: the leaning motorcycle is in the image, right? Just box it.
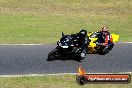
[47,32,87,61]
[87,32,119,55]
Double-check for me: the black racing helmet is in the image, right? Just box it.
[79,29,87,36]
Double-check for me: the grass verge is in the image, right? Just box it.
[0,74,132,88]
[0,0,131,44]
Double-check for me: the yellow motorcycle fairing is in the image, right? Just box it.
[111,34,119,43]
[87,32,119,54]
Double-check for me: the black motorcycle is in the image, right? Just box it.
[47,32,85,61]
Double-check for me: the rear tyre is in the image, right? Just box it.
[108,44,114,51]
[98,46,109,55]
[76,57,83,62]
[74,52,85,62]
[98,50,108,55]
[47,48,59,61]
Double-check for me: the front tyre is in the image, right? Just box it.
[47,48,59,61]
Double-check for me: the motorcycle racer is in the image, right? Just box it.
[48,29,90,61]
[71,29,90,60]
[96,26,114,54]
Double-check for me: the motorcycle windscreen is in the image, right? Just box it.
[60,36,71,46]
[111,34,119,43]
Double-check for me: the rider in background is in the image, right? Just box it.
[100,26,113,46]
[96,26,114,52]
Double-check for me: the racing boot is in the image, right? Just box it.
[79,49,87,61]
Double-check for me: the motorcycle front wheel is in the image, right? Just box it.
[47,48,59,61]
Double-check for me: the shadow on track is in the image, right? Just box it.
[46,57,83,62]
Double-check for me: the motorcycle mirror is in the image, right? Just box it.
[62,32,64,37]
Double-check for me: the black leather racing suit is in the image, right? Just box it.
[71,33,90,59]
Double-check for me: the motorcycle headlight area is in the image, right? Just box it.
[61,46,69,48]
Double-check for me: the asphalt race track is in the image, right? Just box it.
[0,43,132,75]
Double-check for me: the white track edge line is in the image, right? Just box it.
[0,42,131,45]
[119,42,132,44]
[0,44,45,45]
[0,72,132,77]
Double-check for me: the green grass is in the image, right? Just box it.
[0,0,131,44]
[0,74,132,88]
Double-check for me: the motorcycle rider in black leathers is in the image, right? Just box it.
[71,29,90,61]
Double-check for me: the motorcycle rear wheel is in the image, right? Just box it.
[98,47,109,55]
